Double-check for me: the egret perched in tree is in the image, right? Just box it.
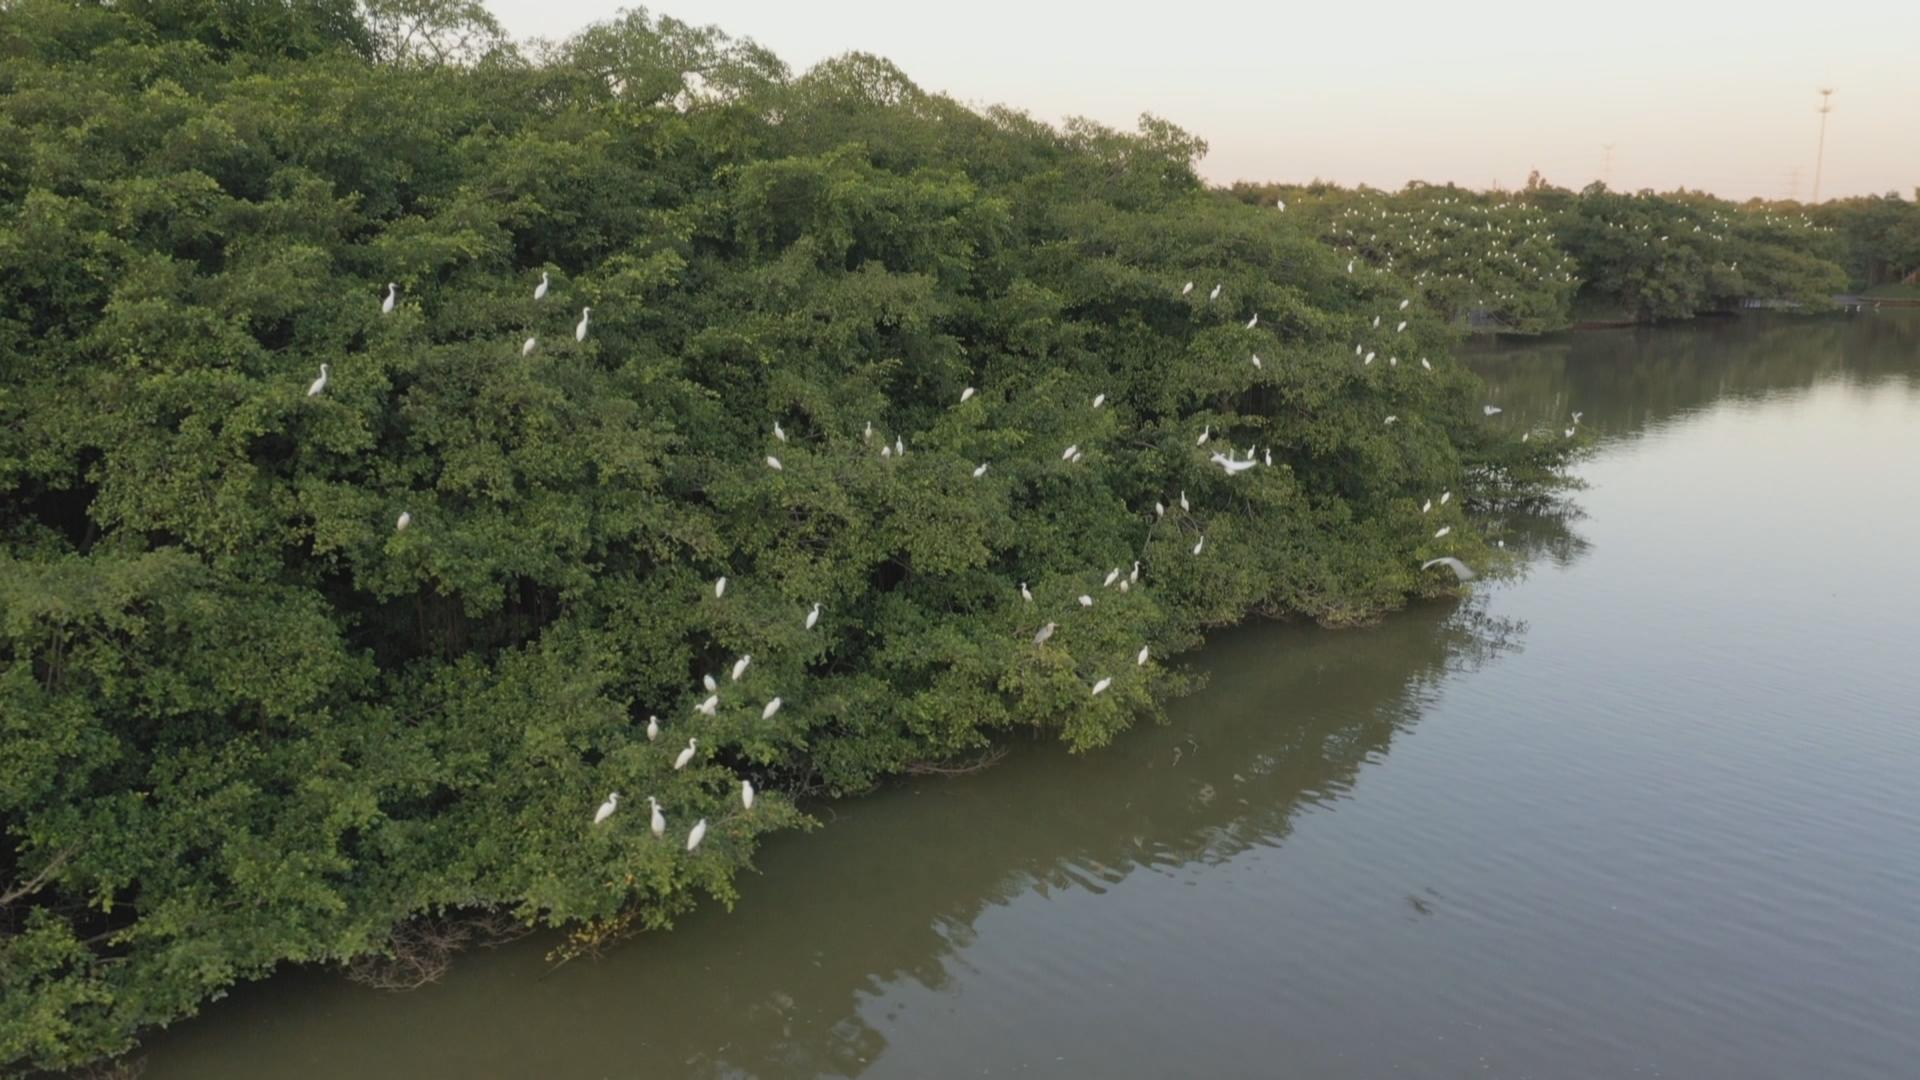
[1565,427,1576,437]
[1062,444,1079,461]
[1103,568,1120,588]
[1021,582,1034,603]
[703,674,717,692]
[382,283,397,315]
[594,793,620,825]
[1264,447,1273,466]
[1347,259,1355,273]
[687,819,707,852]
[1399,298,1410,310]
[960,387,976,403]
[674,739,698,770]
[1078,595,1094,607]
[649,796,665,836]
[307,364,330,397]
[766,455,783,471]
[1092,393,1106,409]
[1211,453,1256,475]
[1389,355,1398,367]
[1179,490,1190,512]
[1069,449,1083,462]
[1209,283,1222,301]
[575,307,591,341]
[1033,622,1056,645]
[715,576,727,598]
[521,336,538,357]
[1192,535,1206,555]
[1372,315,1381,328]
[1182,281,1194,295]
[1155,501,1165,518]
[1483,405,1503,416]
[1441,491,1452,505]
[1196,426,1211,447]
[695,695,718,716]
[1421,557,1476,581]
[1421,357,1432,371]
[742,780,755,810]
[1091,676,1113,696]
[647,715,659,741]
[762,697,782,720]
[1245,313,1258,329]
[864,421,873,441]
[1571,411,1584,424]
[731,655,751,681]
[1365,351,1376,365]
[973,463,989,478]
[1396,320,1408,333]
[805,602,821,630]
[1130,561,1140,583]
[1251,354,1262,369]
[1384,416,1398,425]
[534,271,549,301]
[1137,645,1150,665]
[773,421,787,442]
[1422,498,1433,514]
[1434,526,1452,539]
[894,436,904,456]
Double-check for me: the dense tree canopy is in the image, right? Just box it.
[5,2,1581,1070]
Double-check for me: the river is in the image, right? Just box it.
[142,312,1920,1079]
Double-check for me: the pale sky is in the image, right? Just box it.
[487,0,1919,202]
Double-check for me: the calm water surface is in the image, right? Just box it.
[145,314,1920,1079]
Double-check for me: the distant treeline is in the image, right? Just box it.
[1231,178,1920,330]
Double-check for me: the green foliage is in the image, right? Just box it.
[0,3,1577,1069]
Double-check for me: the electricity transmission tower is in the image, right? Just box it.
[1811,88,1835,204]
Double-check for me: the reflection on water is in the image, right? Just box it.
[144,315,1920,1080]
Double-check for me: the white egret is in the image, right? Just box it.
[1483,405,1502,416]
[1021,582,1034,603]
[894,436,904,456]
[382,282,397,315]
[1137,645,1150,666]
[1245,313,1258,329]
[1195,426,1211,447]
[574,307,591,341]
[1091,676,1113,696]
[534,271,549,301]
[1522,432,1531,443]
[649,796,665,836]
[1565,426,1576,438]
[863,421,873,441]
[960,387,976,404]
[881,445,892,458]
[1251,354,1262,369]
[971,462,989,479]
[674,739,698,770]
[1396,320,1408,333]
[1130,560,1140,583]
[703,674,718,693]
[805,602,821,630]
[647,715,659,741]
[1091,393,1106,409]
[1421,557,1476,581]
[1276,197,1286,211]
[1263,447,1272,467]
[773,421,787,442]
[1422,499,1432,514]
[593,792,620,825]
[1441,491,1451,505]
[1192,535,1206,555]
[1421,357,1432,371]
[1211,453,1256,475]
[742,780,755,810]
[521,336,538,357]
[1571,411,1584,424]
[1399,299,1410,310]
[1209,283,1222,301]
[1433,526,1452,539]
[714,576,727,598]
[1033,622,1056,645]
[1179,490,1190,512]
[1372,315,1381,328]
[686,819,707,852]
[307,364,329,397]
[1389,356,1398,367]
[1078,595,1094,607]
[766,455,783,471]
[394,511,412,532]
[1347,259,1355,273]
[1384,416,1398,425]
[1365,351,1375,365]
[731,655,750,681]
[1062,444,1079,461]
[695,694,719,716]
[1069,449,1083,462]
[1182,281,1194,295]
[1155,500,1165,518]
[761,697,782,720]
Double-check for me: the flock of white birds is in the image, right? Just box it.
[307,220,1587,839]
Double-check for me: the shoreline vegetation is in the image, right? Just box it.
[0,3,1910,1071]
